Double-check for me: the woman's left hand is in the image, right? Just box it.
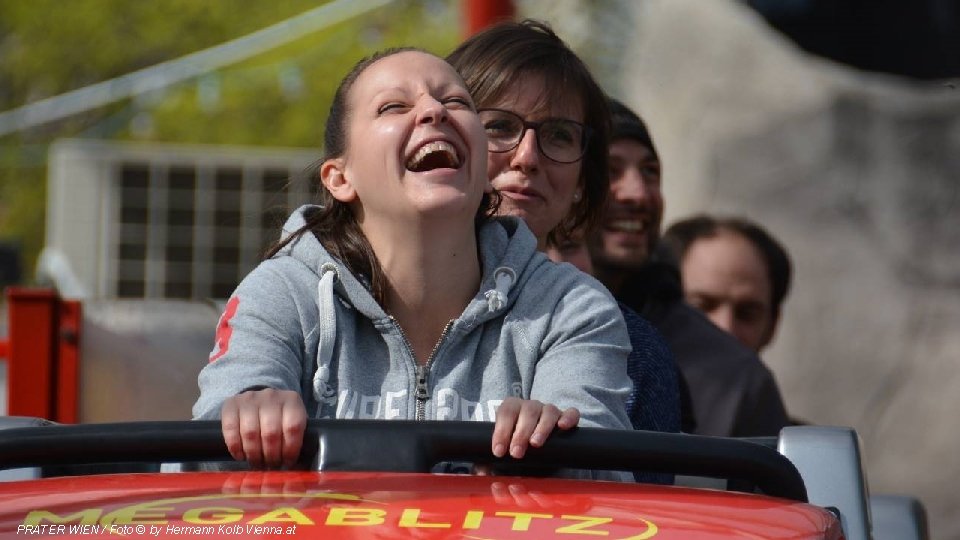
[491,397,580,459]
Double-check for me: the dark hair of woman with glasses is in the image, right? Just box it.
[448,19,610,247]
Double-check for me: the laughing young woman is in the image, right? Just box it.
[192,49,632,472]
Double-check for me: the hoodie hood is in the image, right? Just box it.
[276,205,542,327]
[276,206,388,323]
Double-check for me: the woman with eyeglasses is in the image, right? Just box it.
[449,23,606,249]
[448,21,682,463]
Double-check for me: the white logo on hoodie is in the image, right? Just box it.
[324,387,502,421]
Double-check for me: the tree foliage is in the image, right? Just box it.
[0,0,462,281]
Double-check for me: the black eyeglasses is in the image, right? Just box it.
[477,108,591,164]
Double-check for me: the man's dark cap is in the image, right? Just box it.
[608,97,658,160]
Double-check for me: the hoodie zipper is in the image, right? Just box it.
[392,318,454,421]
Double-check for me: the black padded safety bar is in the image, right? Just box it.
[0,421,252,467]
[0,419,806,502]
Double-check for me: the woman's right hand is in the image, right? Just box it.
[220,388,307,469]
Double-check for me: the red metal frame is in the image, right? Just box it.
[3,287,80,423]
[56,298,81,423]
[463,0,514,37]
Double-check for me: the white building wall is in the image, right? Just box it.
[45,139,317,299]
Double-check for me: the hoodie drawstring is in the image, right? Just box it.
[484,266,516,313]
[313,263,339,406]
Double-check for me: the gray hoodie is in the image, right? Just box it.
[193,206,632,436]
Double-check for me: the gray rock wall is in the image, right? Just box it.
[522,0,959,536]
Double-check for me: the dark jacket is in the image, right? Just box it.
[618,262,790,437]
[620,303,680,484]
[621,303,680,434]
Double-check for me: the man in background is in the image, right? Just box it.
[567,98,790,437]
[659,215,792,354]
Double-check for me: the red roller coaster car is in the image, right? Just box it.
[0,417,862,539]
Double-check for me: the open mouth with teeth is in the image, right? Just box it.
[406,141,461,172]
[607,220,647,234]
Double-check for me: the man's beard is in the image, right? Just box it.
[587,229,659,272]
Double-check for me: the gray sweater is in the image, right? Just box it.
[193,207,632,436]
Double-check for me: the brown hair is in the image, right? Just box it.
[267,48,496,304]
[447,19,610,246]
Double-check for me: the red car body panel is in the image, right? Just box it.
[1,471,843,539]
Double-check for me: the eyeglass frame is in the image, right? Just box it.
[477,108,593,164]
